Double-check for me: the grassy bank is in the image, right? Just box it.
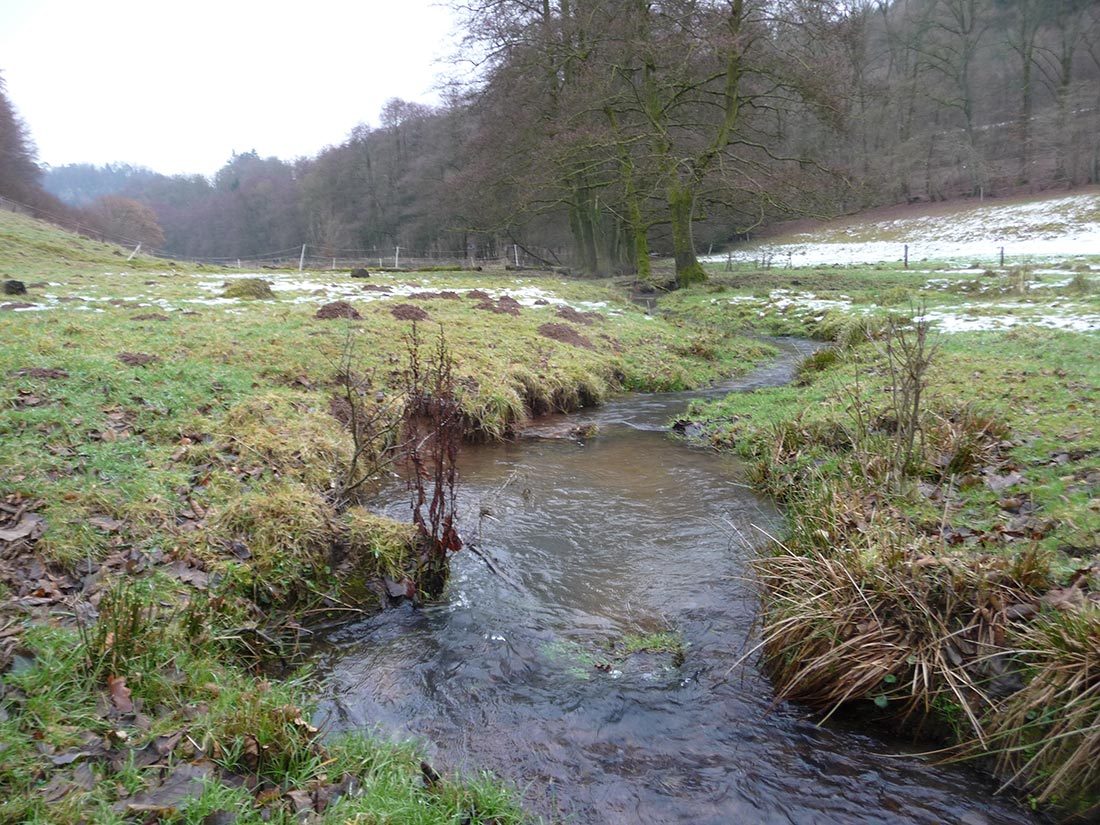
[673,259,1100,816]
[0,210,771,822]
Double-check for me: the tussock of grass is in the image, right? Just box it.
[984,606,1100,806]
[815,310,892,347]
[756,535,1035,740]
[211,482,336,604]
[222,278,275,299]
[220,392,351,491]
[340,507,417,582]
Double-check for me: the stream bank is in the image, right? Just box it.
[684,327,1100,819]
[310,339,1045,824]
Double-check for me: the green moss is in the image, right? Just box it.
[222,278,275,299]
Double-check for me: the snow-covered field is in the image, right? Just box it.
[702,192,1100,334]
[706,192,1100,267]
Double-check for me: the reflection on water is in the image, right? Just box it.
[310,340,1042,824]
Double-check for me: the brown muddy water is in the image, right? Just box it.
[310,340,1045,824]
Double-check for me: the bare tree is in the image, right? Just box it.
[0,72,44,203]
[920,0,990,195]
[86,196,166,249]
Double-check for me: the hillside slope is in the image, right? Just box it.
[712,189,1100,267]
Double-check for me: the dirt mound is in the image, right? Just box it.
[10,367,69,379]
[474,296,521,316]
[315,301,362,320]
[538,322,595,349]
[467,289,490,300]
[362,284,393,293]
[390,304,430,322]
[131,313,169,322]
[117,352,160,366]
[0,302,34,311]
[555,305,601,325]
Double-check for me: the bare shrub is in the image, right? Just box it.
[402,324,463,600]
[872,309,937,486]
[329,331,402,505]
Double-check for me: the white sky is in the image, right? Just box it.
[0,0,460,177]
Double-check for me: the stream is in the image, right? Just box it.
[310,339,1045,824]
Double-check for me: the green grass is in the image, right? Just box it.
[0,621,526,824]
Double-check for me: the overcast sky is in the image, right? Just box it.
[0,0,461,177]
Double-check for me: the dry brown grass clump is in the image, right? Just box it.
[983,604,1100,806]
[756,544,1024,738]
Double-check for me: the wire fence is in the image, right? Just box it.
[0,194,561,272]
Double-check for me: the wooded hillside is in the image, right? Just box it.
[20,0,1100,280]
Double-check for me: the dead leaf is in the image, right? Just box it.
[421,760,442,789]
[13,391,45,408]
[0,513,45,543]
[985,471,1024,492]
[242,734,261,772]
[132,730,185,768]
[49,750,93,766]
[285,788,314,814]
[162,561,209,589]
[1040,587,1086,612]
[108,675,134,714]
[114,760,214,815]
[88,515,122,533]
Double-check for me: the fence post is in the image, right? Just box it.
[395,247,401,269]
[904,244,908,268]
[514,244,520,267]
[1000,246,1004,267]
[126,243,142,261]
[299,244,307,272]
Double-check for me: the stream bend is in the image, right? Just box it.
[310,339,1042,825]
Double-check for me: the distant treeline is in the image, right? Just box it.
[6,0,1100,283]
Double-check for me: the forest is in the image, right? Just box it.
[5,0,1100,286]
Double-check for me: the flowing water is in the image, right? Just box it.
[310,339,1044,824]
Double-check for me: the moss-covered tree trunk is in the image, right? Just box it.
[668,181,705,287]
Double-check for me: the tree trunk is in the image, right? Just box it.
[569,182,600,276]
[629,202,651,282]
[668,181,705,287]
